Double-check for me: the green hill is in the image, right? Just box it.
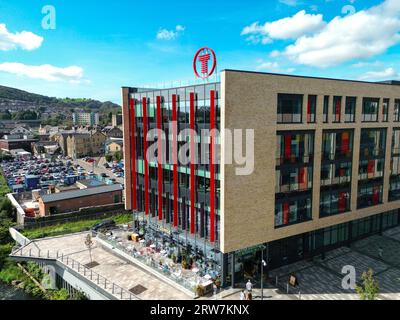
[0,85,120,111]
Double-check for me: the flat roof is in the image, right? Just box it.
[221,69,400,86]
[40,184,123,203]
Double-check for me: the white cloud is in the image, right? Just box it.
[358,67,399,81]
[352,61,384,68]
[284,0,400,67]
[0,23,43,51]
[255,59,296,73]
[241,10,326,44]
[243,0,400,68]
[0,62,85,83]
[279,0,299,6]
[156,25,186,40]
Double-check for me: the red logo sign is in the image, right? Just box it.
[193,47,217,79]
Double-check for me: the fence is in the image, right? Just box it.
[13,247,140,300]
[21,204,128,229]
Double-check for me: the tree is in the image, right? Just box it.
[105,154,113,163]
[84,234,94,263]
[356,269,380,300]
[114,150,123,162]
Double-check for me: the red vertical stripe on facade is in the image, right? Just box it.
[284,135,292,160]
[298,167,305,185]
[342,132,349,155]
[190,92,196,234]
[373,187,380,205]
[142,97,149,215]
[336,99,341,121]
[210,90,216,243]
[339,192,346,212]
[172,95,178,227]
[307,98,311,122]
[283,202,289,225]
[156,96,163,221]
[130,98,137,210]
[367,160,375,174]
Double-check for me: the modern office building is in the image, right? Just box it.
[122,70,400,288]
[72,112,100,126]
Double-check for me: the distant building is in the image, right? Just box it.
[38,184,123,216]
[0,134,38,153]
[66,130,107,159]
[105,140,123,155]
[8,181,123,222]
[102,126,123,139]
[10,126,33,136]
[32,141,60,156]
[112,114,123,127]
[72,112,99,126]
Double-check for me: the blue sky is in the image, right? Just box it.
[0,0,399,104]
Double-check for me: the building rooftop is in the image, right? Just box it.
[76,179,107,188]
[40,184,123,204]
[221,69,400,86]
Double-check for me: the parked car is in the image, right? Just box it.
[91,220,116,232]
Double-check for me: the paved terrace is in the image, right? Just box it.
[268,226,400,300]
[12,232,191,300]
[11,226,400,300]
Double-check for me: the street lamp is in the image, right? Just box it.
[261,250,267,301]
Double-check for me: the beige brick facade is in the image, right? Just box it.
[221,70,400,253]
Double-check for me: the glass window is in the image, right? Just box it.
[345,97,356,123]
[323,96,329,123]
[362,98,380,122]
[333,96,342,123]
[395,99,400,122]
[357,183,383,209]
[320,190,350,218]
[307,95,317,123]
[277,94,303,124]
[382,98,389,122]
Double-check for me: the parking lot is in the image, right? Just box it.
[0,155,125,193]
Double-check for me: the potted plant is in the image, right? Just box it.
[181,259,187,270]
[195,284,205,297]
[214,278,221,289]
[171,254,177,264]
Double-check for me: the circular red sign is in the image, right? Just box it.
[193,47,217,79]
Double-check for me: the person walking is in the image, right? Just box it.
[246,279,253,293]
[240,290,245,301]
[378,246,384,259]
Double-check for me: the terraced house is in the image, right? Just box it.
[122,70,400,288]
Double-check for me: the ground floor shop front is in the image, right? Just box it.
[225,209,400,289]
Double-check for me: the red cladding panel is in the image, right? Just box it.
[284,135,292,160]
[190,92,196,234]
[156,96,163,221]
[172,95,178,227]
[283,202,289,225]
[130,98,137,210]
[210,90,215,243]
[142,97,149,215]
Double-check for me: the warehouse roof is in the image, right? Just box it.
[40,184,123,203]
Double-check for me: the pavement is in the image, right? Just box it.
[13,226,400,300]
[17,232,191,300]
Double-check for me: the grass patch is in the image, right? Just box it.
[22,213,132,240]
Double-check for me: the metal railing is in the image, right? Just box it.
[13,246,140,300]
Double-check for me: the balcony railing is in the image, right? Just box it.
[11,247,139,300]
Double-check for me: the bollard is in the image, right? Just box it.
[276,275,278,286]
[299,291,301,300]
[287,283,289,294]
